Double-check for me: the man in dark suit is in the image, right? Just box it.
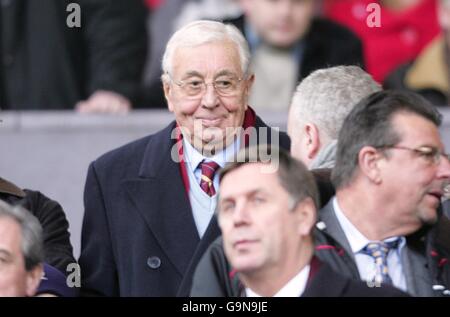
[191,145,405,297]
[316,90,450,296]
[183,65,381,296]
[189,90,450,297]
[226,0,365,111]
[78,20,290,296]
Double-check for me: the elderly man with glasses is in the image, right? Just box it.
[78,20,290,297]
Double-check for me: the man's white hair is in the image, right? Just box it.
[290,65,381,141]
[161,20,251,83]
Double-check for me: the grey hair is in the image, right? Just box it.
[161,20,251,83]
[219,145,320,211]
[0,200,43,271]
[290,66,381,142]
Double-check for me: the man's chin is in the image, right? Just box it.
[417,206,439,226]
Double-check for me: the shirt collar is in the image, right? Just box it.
[182,137,241,171]
[245,265,310,297]
[333,197,406,254]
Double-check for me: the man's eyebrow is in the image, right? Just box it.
[182,71,203,78]
[220,188,268,202]
[215,70,238,77]
[0,249,12,257]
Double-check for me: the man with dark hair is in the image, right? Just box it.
[320,90,450,296]
[191,146,406,297]
[189,90,450,297]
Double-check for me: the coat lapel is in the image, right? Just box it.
[319,200,354,257]
[124,122,200,276]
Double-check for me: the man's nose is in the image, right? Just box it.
[201,83,219,109]
[437,154,450,188]
[232,201,251,227]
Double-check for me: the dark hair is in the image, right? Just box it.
[331,90,442,189]
[219,145,320,209]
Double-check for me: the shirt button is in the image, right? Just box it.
[147,256,161,269]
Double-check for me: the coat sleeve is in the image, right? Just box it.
[22,190,75,273]
[78,162,119,296]
[78,0,147,105]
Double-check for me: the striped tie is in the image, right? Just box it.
[199,161,220,196]
[362,240,399,285]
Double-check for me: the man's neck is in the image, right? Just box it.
[335,185,405,241]
[241,240,313,296]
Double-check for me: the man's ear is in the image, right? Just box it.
[358,146,383,184]
[294,198,317,237]
[163,81,174,112]
[245,73,255,94]
[26,264,44,297]
[304,123,321,160]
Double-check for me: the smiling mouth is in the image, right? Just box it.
[195,117,223,128]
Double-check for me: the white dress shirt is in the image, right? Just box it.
[333,197,407,291]
[245,265,310,297]
[182,138,240,237]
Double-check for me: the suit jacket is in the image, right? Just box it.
[444,200,450,219]
[189,198,450,297]
[316,200,450,297]
[226,16,365,82]
[303,259,407,297]
[79,115,290,296]
[177,167,336,297]
[0,0,146,109]
[190,237,406,297]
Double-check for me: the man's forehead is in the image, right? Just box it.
[172,42,240,67]
[221,164,280,191]
[391,111,442,146]
[0,218,22,252]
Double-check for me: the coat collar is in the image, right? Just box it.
[125,121,199,276]
[318,199,354,257]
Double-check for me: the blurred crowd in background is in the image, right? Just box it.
[0,0,449,113]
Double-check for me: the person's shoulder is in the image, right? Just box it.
[311,261,409,297]
[344,278,409,297]
[92,121,176,169]
[254,115,291,151]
